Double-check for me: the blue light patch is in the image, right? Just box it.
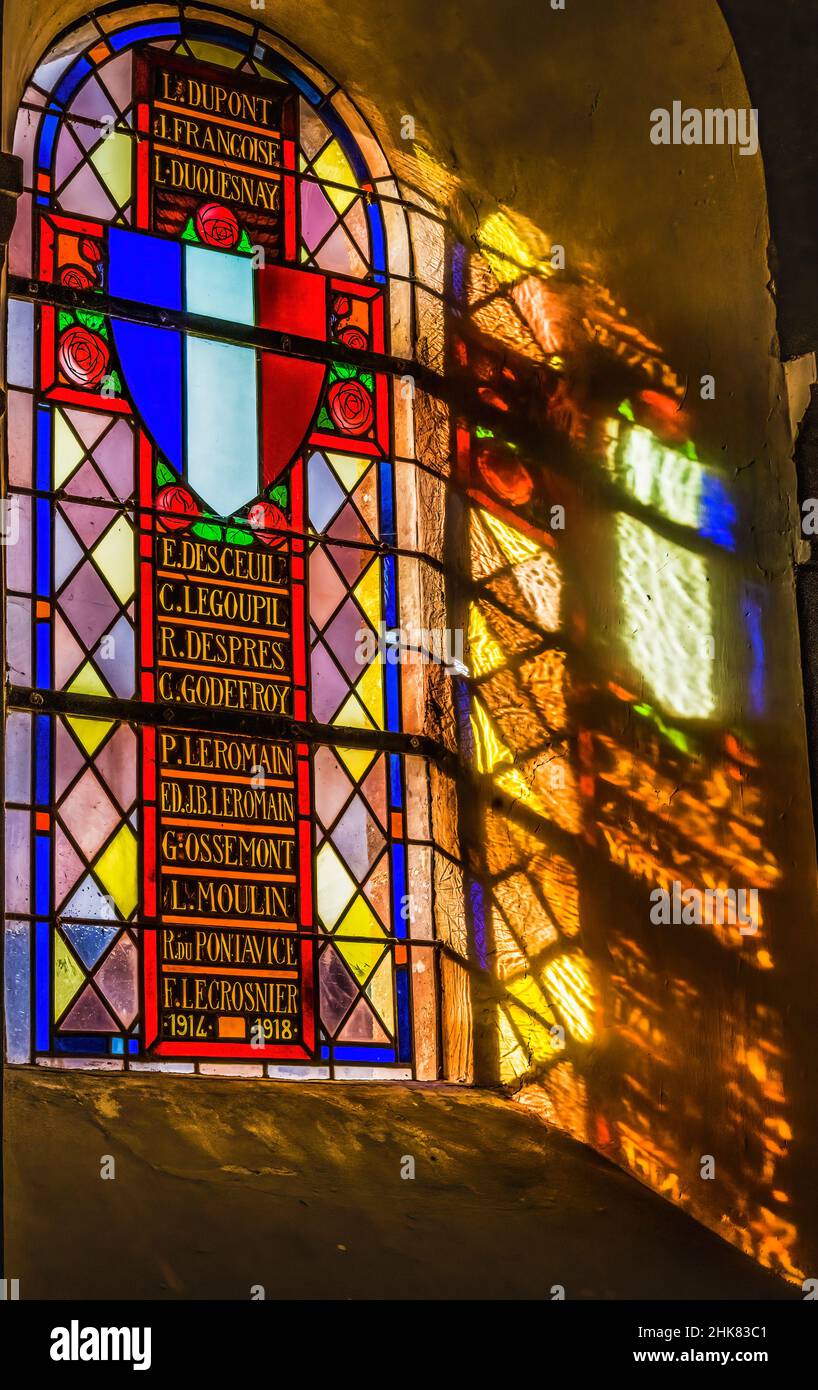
[700,472,737,550]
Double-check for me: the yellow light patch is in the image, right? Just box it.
[470,697,512,775]
[542,953,595,1043]
[481,508,541,565]
[468,605,504,677]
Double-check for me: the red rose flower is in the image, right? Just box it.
[339,326,368,351]
[58,325,109,388]
[475,446,534,506]
[60,264,95,290]
[332,294,352,321]
[156,484,199,530]
[247,500,287,548]
[328,378,374,436]
[79,237,102,266]
[196,202,240,250]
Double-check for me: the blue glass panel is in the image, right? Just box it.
[37,407,51,490]
[38,112,59,168]
[34,715,50,804]
[260,51,321,103]
[392,840,407,939]
[35,497,50,595]
[109,21,181,51]
[53,57,92,108]
[187,22,249,55]
[35,835,51,916]
[111,320,182,470]
[396,968,411,1062]
[333,1046,396,1063]
[55,1035,108,1053]
[35,922,49,1050]
[36,622,51,688]
[379,461,395,543]
[366,204,386,275]
[108,229,182,310]
[389,752,402,807]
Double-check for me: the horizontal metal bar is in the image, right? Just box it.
[9,272,437,387]
[6,682,458,771]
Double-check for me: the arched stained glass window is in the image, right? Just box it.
[4,4,457,1079]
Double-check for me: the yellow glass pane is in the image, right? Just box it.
[316,841,356,929]
[54,936,84,1019]
[89,132,132,207]
[365,954,395,1032]
[327,451,370,492]
[355,659,384,730]
[254,61,287,84]
[336,937,384,986]
[335,744,376,781]
[335,893,385,939]
[54,410,84,487]
[312,140,357,213]
[334,693,374,736]
[94,824,138,919]
[186,40,242,68]
[353,560,381,631]
[66,715,113,755]
[68,661,109,700]
[92,515,134,603]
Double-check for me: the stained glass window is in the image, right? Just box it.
[4,4,455,1079]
